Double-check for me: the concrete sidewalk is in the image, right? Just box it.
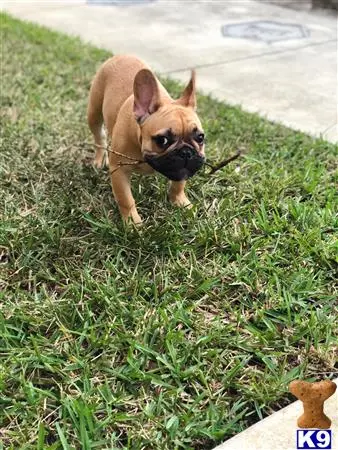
[2,0,337,142]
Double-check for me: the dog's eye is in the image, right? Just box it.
[196,133,204,144]
[154,135,169,148]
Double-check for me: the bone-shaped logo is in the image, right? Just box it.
[289,380,336,429]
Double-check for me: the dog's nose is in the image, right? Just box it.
[180,148,193,159]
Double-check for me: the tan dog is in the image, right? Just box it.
[87,55,205,224]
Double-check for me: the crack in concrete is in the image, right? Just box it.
[162,38,337,74]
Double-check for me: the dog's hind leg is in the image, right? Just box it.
[93,125,107,168]
[87,74,107,168]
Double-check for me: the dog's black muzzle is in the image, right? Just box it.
[144,146,205,181]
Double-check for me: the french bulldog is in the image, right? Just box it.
[87,55,205,224]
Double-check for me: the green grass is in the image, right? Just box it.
[0,12,337,450]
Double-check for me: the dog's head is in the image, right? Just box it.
[133,69,205,181]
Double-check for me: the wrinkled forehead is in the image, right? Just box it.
[144,105,203,136]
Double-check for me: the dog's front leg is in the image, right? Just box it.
[168,181,192,209]
[110,168,142,224]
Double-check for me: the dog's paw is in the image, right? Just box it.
[170,195,192,209]
[93,153,107,169]
[93,159,103,169]
[121,209,143,227]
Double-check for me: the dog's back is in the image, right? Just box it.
[88,55,149,137]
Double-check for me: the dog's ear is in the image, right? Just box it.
[133,69,161,123]
[175,70,196,109]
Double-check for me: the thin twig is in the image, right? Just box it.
[87,141,144,174]
[206,149,242,174]
[83,141,144,163]
[85,141,242,177]
[110,161,143,176]
[106,147,143,162]
[307,370,338,375]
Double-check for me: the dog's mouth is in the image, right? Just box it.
[144,146,205,181]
